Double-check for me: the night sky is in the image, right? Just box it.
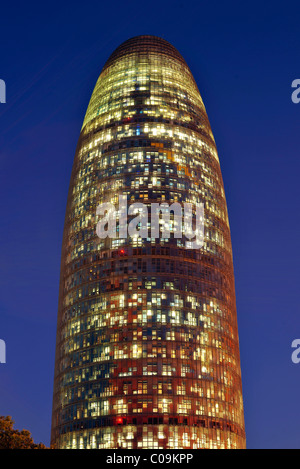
[1,0,300,449]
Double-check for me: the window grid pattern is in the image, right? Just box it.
[51,35,246,449]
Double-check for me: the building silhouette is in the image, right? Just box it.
[51,35,246,449]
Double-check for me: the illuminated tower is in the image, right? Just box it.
[51,35,246,449]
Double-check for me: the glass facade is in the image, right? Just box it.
[51,36,246,449]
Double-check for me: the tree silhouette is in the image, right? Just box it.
[0,416,47,449]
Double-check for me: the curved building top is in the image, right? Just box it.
[102,35,188,70]
[81,35,207,133]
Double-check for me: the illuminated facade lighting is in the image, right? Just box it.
[51,35,246,449]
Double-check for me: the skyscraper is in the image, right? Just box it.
[51,35,246,449]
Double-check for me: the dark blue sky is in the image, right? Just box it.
[0,0,300,449]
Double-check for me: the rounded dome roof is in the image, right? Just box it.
[102,35,187,71]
